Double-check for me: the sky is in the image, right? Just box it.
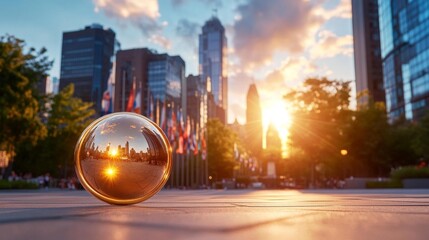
[1,0,355,150]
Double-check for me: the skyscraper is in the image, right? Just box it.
[265,123,282,178]
[266,124,282,153]
[352,0,385,108]
[59,24,117,115]
[378,0,429,121]
[246,84,262,159]
[199,16,228,124]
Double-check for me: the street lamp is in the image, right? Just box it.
[340,149,348,181]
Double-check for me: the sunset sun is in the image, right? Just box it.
[262,100,293,157]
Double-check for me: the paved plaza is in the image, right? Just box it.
[1,189,429,240]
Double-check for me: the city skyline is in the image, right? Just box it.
[0,0,355,130]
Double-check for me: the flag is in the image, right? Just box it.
[126,77,136,112]
[178,108,184,135]
[149,94,154,121]
[101,62,115,115]
[176,135,184,154]
[101,90,111,115]
[160,102,166,131]
[184,116,191,139]
[167,107,177,143]
[201,128,207,160]
[193,133,198,155]
[156,99,160,125]
[133,79,141,114]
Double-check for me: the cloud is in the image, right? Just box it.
[310,30,353,59]
[171,0,222,8]
[175,19,200,50]
[258,57,318,95]
[229,103,246,124]
[93,0,171,49]
[227,71,255,123]
[317,0,352,20]
[233,0,324,69]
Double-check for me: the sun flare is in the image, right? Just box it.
[109,149,118,157]
[262,100,293,157]
[103,166,117,179]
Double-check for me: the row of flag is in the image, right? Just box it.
[101,63,207,159]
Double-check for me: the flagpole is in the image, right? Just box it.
[122,69,126,111]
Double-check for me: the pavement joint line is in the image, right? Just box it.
[0,211,102,225]
[290,208,429,215]
[40,211,319,234]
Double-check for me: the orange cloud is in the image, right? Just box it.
[311,30,353,59]
[92,0,171,49]
[233,0,324,68]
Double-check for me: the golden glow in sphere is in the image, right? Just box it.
[74,112,172,205]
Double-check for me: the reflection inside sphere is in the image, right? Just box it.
[75,113,171,204]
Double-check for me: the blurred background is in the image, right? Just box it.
[1,0,429,190]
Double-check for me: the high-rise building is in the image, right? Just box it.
[52,77,59,95]
[265,123,282,178]
[114,48,153,114]
[199,16,228,124]
[114,48,185,126]
[35,76,48,95]
[266,124,282,150]
[352,0,385,108]
[148,54,185,125]
[59,24,117,115]
[246,84,262,159]
[186,74,206,128]
[378,0,429,121]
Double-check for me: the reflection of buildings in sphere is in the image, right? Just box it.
[141,127,167,166]
[75,113,171,205]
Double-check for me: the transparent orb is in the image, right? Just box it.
[74,112,171,205]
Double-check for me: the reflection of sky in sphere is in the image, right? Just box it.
[91,115,158,153]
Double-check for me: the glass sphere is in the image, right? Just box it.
[74,112,171,205]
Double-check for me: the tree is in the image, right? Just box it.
[14,84,95,177]
[413,113,429,162]
[284,78,351,185]
[0,36,51,179]
[207,119,237,180]
[344,103,390,176]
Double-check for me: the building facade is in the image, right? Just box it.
[199,17,228,124]
[352,0,385,107]
[114,48,153,114]
[246,84,262,159]
[378,0,429,121]
[114,48,185,126]
[186,74,206,129]
[148,54,185,125]
[59,24,117,115]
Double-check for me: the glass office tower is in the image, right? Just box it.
[379,0,429,121]
[199,17,228,124]
[60,24,117,115]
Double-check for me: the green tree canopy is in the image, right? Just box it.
[0,36,51,178]
[344,103,390,176]
[14,84,95,177]
[284,78,351,164]
[207,119,237,180]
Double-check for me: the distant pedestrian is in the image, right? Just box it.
[44,173,50,189]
